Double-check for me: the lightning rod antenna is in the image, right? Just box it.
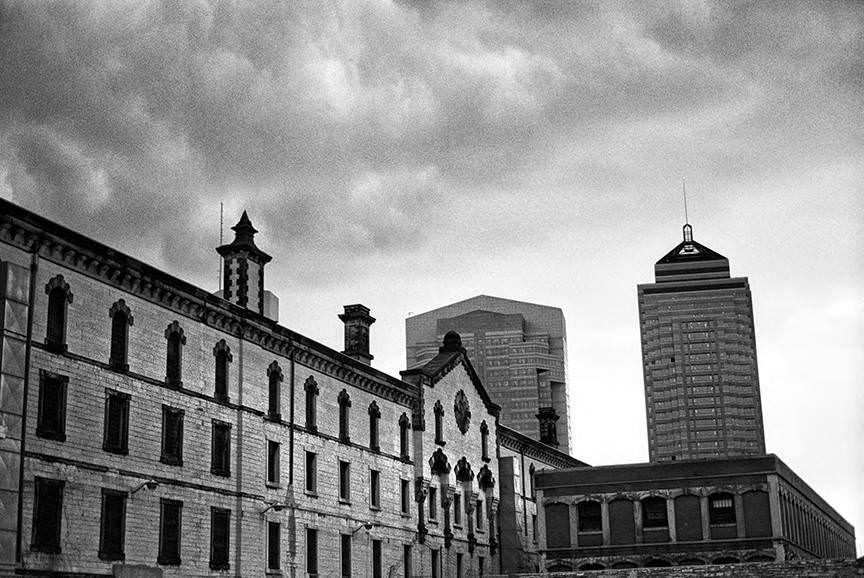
[218,202,223,291]
[682,178,689,224]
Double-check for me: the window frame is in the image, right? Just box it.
[45,275,72,354]
[36,370,67,442]
[267,361,283,421]
[709,493,736,525]
[209,507,231,571]
[642,496,669,528]
[428,486,438,521]
[368,401,380,452]
[339,460,351,503]
[306,527,318,576]
[102,389,130,455]
[268,521,281,571]
[267,440,280,486]
[578,500,602,532]
[370,469,380,509]
[98,488,127,561]
[341,533,352,578]
[31,477,64,553]
[400,478,410,515]
[164,321,185,388]
[305,451,317,494]
[160,405,184,466]
[108,300,133,372]
[213,340,232,403]
[211,420,232,477]
[304,375,319,432]
[157,498,182,566]
[338,389,351,442]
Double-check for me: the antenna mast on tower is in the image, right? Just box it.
[682,178,689,224]
[218,202,224,291]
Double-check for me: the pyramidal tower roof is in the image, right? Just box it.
[654,224,730,283]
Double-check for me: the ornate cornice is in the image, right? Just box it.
[0,199,417,408]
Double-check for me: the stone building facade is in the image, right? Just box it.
[638,224,766,462]
[406,296,572,455]
[535,455,856,571]
[0,200,575,577]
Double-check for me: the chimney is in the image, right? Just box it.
[339,304,375,365]
[537,406,560,447]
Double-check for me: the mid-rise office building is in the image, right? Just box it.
[638,224,766,461]
[406,296,572,455]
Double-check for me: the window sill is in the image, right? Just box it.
[160,457,183,467]
[305,490,318,498]
[428,518,439,525]
[36,431,66,442]
[370,505,381,511]
[211,470,231,478]
[266,482,281,490]
[266,570,283,577]
[401,512,412,519]
[103,446,129,456]
[157,556,181,566]
[338,498,352,505]
[453,524,463,530]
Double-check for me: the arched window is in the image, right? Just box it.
[709,492,736,525]
[398,413,411,460]
[213,340,232,402]
[304,376,319,432]
[642,496,668,528]
[368,401,380,451]
[164,321,185,388]
[480,420,489,461]
[338,389,351,442]
[433,400,444,446]
[108,300,133,372]
[528,464,536,499]
[267,362,283,420]
[45,275,72,353]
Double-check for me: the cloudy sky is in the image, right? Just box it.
[1,0,862,552]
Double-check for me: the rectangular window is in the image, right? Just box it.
[158,499,182,565]
[339,460,350,502]
[456,552,463,578]
[403,544,411,578]
[479,556,484,576]
[211,420,231,477]
[372,539,382,578]
[37,371,67,441]
[305,451,317,493]
[709,494,736,525]
[306,528,318,576]
[476,499,483,530]
[428,486,437,520]
[370,469,380,509]
[32,477,63,552]
[453,493,462,525]
[99,489,127,561]
[532,514,537,542]
[268,521,280,570]
[431,549,439,578]
[578,501,602,532]
[103,389,130,454]
[210,508,230,570]
[160,406,184,466]
[267,440,280,485]
[400,479,410,515]
[341,533,351,578]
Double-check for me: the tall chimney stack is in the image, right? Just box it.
[339,304,375,365]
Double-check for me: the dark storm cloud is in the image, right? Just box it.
[1,0,861,286]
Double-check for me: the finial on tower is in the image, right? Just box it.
[682,179,693,243]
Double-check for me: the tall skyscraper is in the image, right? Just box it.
[638,224,766,462]
[406,295,572,454]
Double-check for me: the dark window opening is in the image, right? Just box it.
[213,340,232,402]
[341,533,351,578]
[431,549,440,578]
[370,469,380,509]
[268,521,280,570]
[305,376,319,431]
[709,493,736,525]
[368,401,380,451]
[476,499,483,529]
[305,452,317,493]
[32,478,64,552]
[480,420,489,461]
[267,361,282,420]
[643,496,668,528]
[99,489,127,561]
[399,413,410,460]
[160,406,184,466]
[339,460,350,502]
[45,278,72,353]
[37,371,67,441]
[454,493,462,525]
[532,513,537,542]
[306,528,318,575]
[401,479,410,514]
[158,499,182,565]
[211,421,231,477]
[210,508,230,570]
[428,486,438,520]
[103,389,130,455]
[456,552,463,578]
[338,389,351,442]
[267,440,280,485]
[372,539,382,578]
[528,464,536,499]
[434,400,444,445]
[108,300,133,371]
[164,322,185,387]
[578,501,602,532]
[403,545,412,578]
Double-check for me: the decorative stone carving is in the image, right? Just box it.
[455,456,475,483]
[478,465,495,490]
[454,389,471,434]
[429,448,451,476]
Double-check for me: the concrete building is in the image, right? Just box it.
[535,455,856,570]
[638,224,766,462]
[406,296,572,455]
[0,199,578,577]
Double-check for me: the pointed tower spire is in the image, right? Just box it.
[217,211,272,315]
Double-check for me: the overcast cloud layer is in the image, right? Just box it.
[2,0,862,552]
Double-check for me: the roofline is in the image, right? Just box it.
[407,294,564,320]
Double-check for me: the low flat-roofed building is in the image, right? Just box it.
[535,454,855,571]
